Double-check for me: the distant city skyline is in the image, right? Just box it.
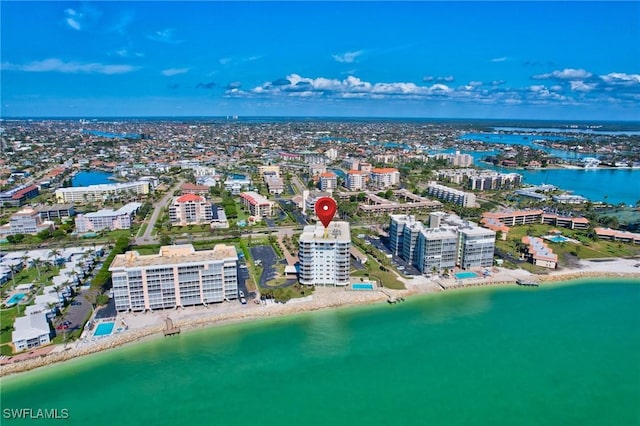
[1,1,638,120]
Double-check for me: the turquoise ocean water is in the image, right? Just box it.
[2,279,639,425]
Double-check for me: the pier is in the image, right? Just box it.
[516,279,539,287]
[163,317,181,336]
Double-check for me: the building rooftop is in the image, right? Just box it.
[176,193,205,203]
[109,244,237,269]
[12,312,50,342]
[300,221,351,243]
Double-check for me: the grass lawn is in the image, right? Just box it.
[168,224,211,235]
[352,255,405,290]
[497,224,640,265]
[0,343,13,356]
[0,306,19,344]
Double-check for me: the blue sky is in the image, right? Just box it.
[1,1,639,119]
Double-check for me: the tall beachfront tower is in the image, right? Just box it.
[298,221,351,286]
[109,244,238,312]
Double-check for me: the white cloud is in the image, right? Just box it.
[570,81,596,92]
[491,57,508,62]
[1,58,139,74]
[161,68,189,77]
[423,75,455,83]
[600,72,640,85]
[65,9,82,30]
[63,5,101,32]
[332,50,364,63]
[469,81,483,87]
[533,68,593,80]
[147,29,182,44]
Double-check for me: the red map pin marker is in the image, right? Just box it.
[315,197,337,228]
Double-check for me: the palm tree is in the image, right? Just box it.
[66,270,79,287]
[46,301,58,317]
[48,248,62,267]
[32,258,42,280]
[20,252,29,273]
[52,285,62,302]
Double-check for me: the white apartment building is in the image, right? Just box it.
[298,221,351,286]
[319,172,338,191]
[55,181,150,203]
[12,312,51,352]
[239,192,274,218]
[0,208,55,237]
[346,170,368,191]
[389,213,495,273]
[309,164,327,177]
[303,190,332,215]
[169,194,213,226]
[450,150,474,167]
[370,168,400,188]
[427,182,476,208]
[109,244,238,312]
[265,176,285,194]
[75,202,141,233]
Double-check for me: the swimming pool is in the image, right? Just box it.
[545,235,569,243]
[352,283,375,290]
[6,293,26,306]
[93,322,115,337]
[455,272,479,280]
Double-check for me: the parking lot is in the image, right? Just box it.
[364,236,421,276]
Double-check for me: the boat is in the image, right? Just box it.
[614,161,630,168]
[581,157,600,169]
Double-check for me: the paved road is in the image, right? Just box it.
[136,178,184,245]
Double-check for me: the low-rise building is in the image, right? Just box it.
[75,202,141,233]
[181,182,210,196]
[36,204,76,221]
[12,312,51,352]
[239,191,274,218]
[55,181,150,203]
[521,236,557,268]
[427,182,476,208]
[0,184,40,207]
[594,228,640,244]
[0,208,55,237]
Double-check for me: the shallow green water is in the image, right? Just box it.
[2,279,639,425]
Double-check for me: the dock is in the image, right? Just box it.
[163,317,181,336]
[380,289,405,304]
[516,279,539,287]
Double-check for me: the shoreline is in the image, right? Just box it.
[2,267,639,378]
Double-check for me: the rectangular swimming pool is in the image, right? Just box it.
[545,235,569,243]
[352,283,375,290]
[93,322,115,337]
[6,293,26,306]
[455,272,479,279]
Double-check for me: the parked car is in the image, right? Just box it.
[240,298,247,305]
[239,290,245,298]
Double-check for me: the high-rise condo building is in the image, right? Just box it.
[109,244,238,312]
[298,221,351,286]
[389,213,495,273]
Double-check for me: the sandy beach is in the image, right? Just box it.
[2,259,639,377]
